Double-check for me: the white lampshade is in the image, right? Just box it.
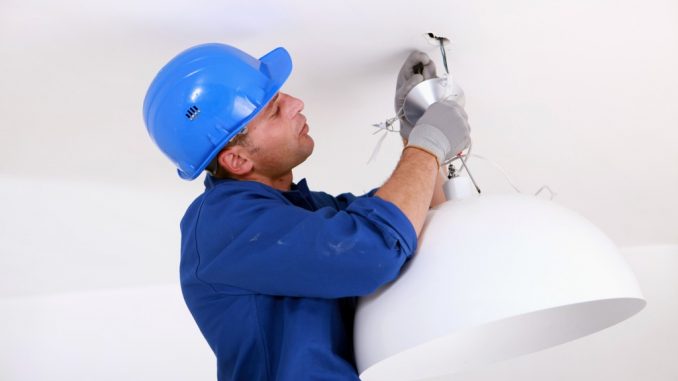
[354,176,645,381]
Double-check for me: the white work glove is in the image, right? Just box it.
[394,51,437,141]
[406,100,470,166]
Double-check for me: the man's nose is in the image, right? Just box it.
[282,94,304,118]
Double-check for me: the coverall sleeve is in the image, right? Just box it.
[194,187,417,298]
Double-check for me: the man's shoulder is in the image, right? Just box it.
[183,179,285,219]
[181,179,291,236]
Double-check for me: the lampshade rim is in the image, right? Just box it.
[358,296,646,380]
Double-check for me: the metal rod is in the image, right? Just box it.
[438,38,449,74]
[459,155,482,194]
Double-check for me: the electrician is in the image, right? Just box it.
[142,43,470,380]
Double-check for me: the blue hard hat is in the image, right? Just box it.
[143,43,292,180]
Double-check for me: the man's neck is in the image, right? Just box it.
[239,171,294,192]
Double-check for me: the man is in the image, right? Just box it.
[143,43,470,380]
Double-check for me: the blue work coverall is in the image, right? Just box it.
[180,175,417,380]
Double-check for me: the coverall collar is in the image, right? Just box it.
[204,175,316,210]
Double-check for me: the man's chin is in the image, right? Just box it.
[297,141,315,165]
[303,136,315,154]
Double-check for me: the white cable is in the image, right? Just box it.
[367,116,399,164]
[464,153,523,194]
[368,89,554,199]
[460,153,556,200]
[534,185,557,199]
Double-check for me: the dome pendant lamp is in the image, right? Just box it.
[354,175,646,380]
[356,43,645,378]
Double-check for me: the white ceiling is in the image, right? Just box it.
[1,0,677,296]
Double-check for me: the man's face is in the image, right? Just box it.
[242,92,314,177]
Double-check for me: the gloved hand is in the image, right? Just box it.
[395,51,437,141]
[406,100,470,166]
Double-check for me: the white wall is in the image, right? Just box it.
[0,175,200,297]
[0,285,214,380]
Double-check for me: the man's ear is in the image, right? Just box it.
[218,147,253,176]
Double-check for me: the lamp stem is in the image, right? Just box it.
[443,176,478,200]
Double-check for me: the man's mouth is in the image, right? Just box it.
[299,115,308,135]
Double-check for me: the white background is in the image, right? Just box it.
[1,0,677,379]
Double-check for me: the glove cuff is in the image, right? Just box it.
[407,123,451,166]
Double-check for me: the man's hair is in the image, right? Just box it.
[205,128,251,178]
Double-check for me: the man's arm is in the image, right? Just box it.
[430,170,447,208]
[383,97,469,234]
[186,181,419,298]
[375,147,439,236]
[399,139,447,211]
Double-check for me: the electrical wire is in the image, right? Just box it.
[368,42,555,199]
[369,121,556,200]
[438,38,450,74]
[462,152,523,194]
